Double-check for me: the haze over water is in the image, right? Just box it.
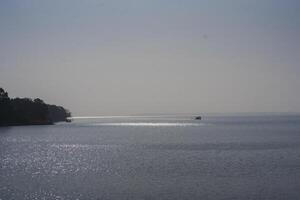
[1,1,300,199]
[1,0,300,115]
[1,115,300,200]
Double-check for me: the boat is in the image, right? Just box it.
[195,116,202,120]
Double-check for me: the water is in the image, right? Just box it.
[1,115,300,200]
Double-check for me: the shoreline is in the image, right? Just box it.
[0,122,54,127]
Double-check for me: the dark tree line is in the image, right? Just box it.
[0,88,71,126]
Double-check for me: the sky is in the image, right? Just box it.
[0,0,300,116]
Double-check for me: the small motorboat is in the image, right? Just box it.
[195,116,202,120]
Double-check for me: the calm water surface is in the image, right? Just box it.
[1,115,300,200]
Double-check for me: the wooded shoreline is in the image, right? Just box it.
[0,88,71,127]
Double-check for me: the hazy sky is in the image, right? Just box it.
[1,0,299,116]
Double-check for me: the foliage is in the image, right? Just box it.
[0,88,71,126]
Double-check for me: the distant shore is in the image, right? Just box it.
[0,88,71,127]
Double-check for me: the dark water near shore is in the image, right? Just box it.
[1,115,300,200]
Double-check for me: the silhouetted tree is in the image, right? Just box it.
[48,104,71,122]
[0,88,13,125]
[0,88,8,98]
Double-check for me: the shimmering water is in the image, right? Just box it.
[1,115,300,200]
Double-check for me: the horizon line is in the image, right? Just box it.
[70,112,300,119]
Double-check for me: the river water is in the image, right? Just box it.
[1,115,300,199]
